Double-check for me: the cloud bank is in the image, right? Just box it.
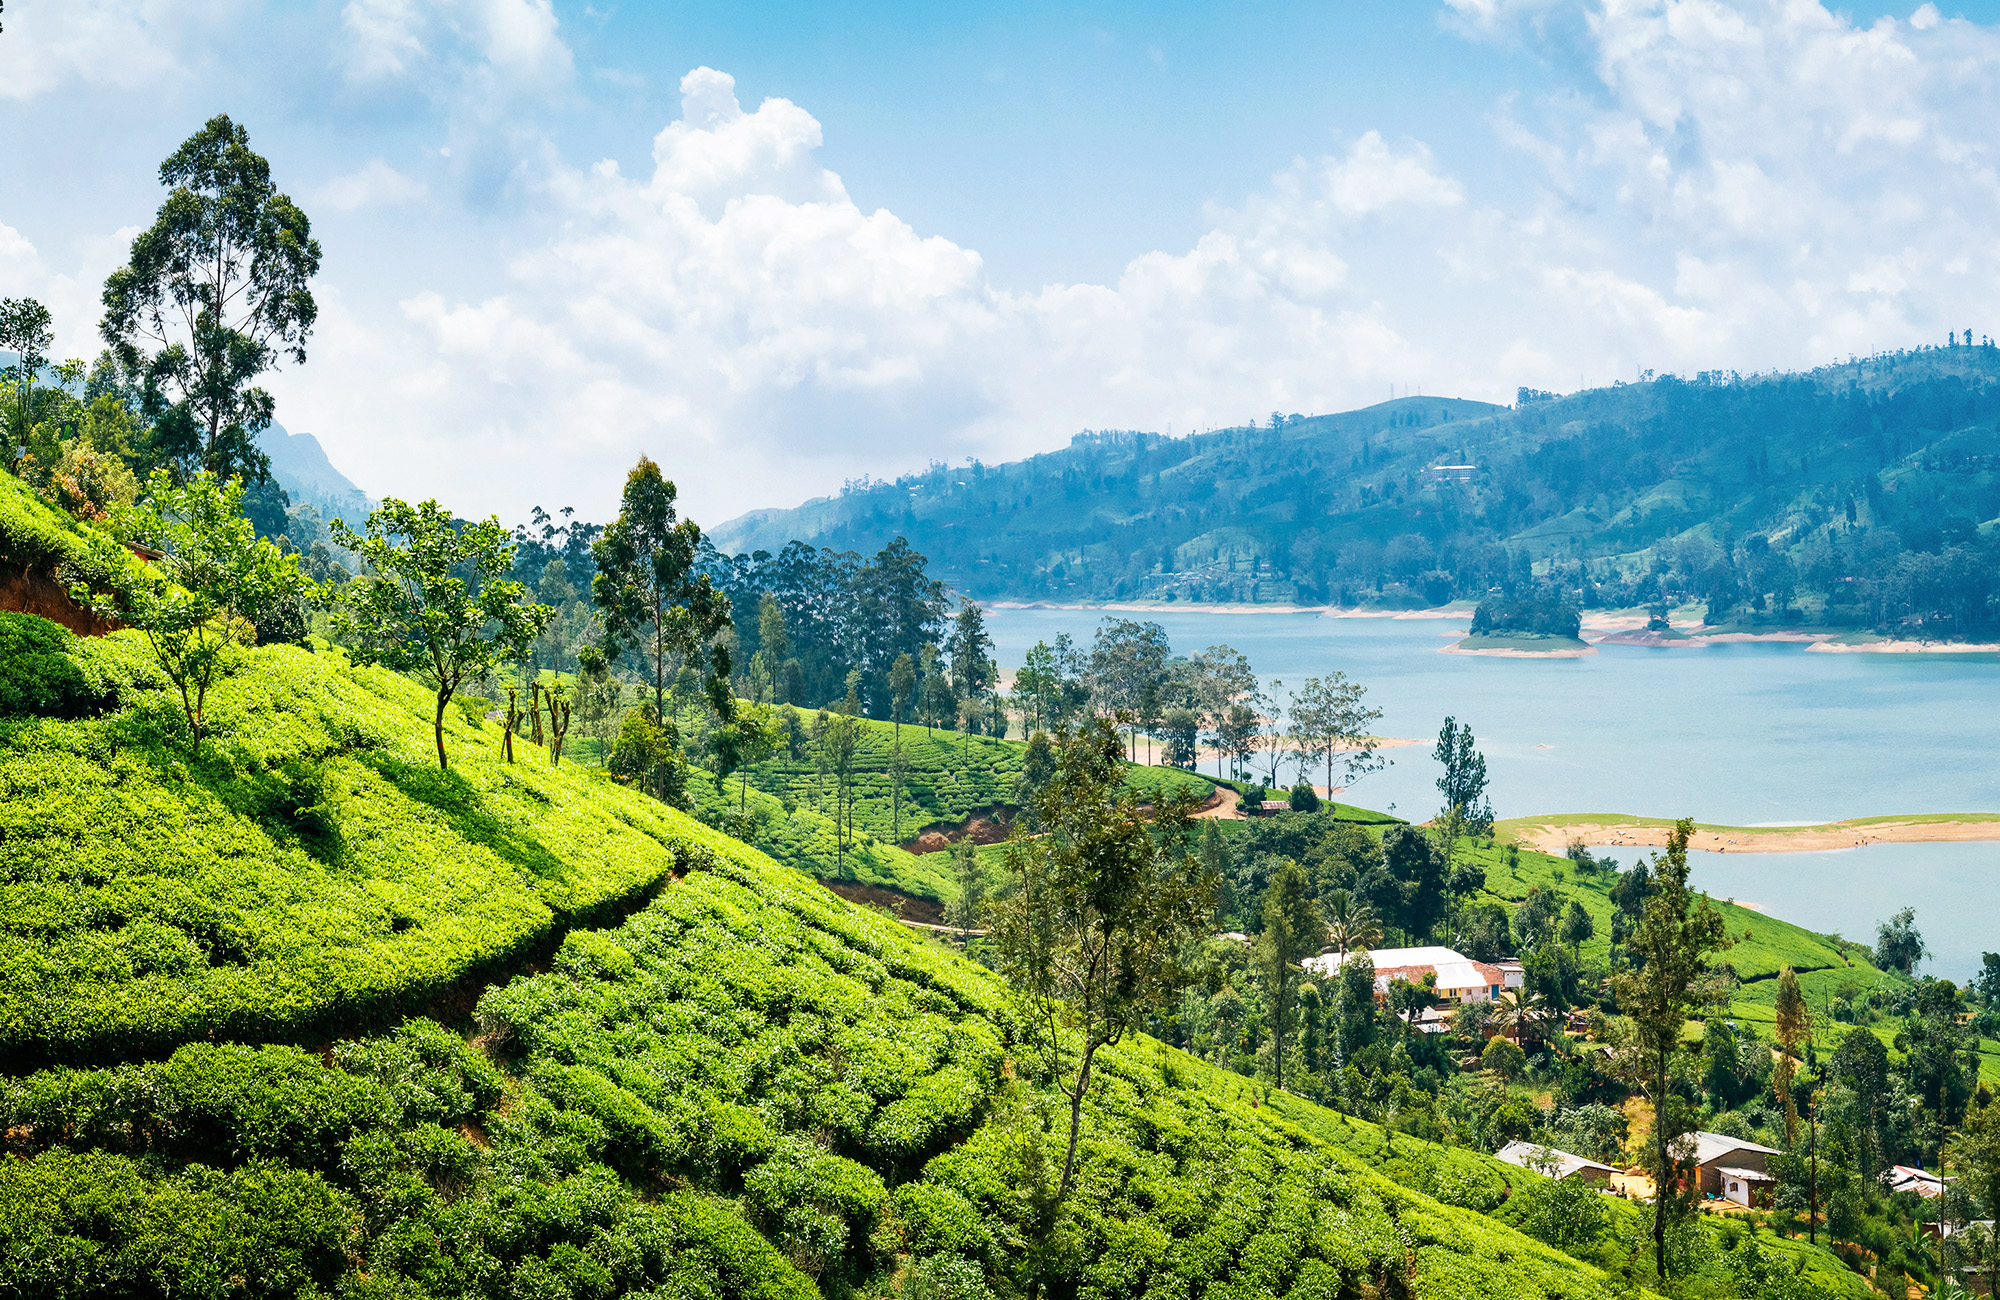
[12,1,2000,527]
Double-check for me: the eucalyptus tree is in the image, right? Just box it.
[1259,858,1328,1093]
[593,457,732,725]
[0,296,53,452]
[1288,672,1386,794]
[100,115,320,482]
[1088,617,1169,758]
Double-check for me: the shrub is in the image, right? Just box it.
[0,612,99,717]
[1288,783,1320,813]
[1480,1035,1527,1080]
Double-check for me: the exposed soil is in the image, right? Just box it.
[818,879,946,926]
[902,804,1017,854]
[0,562,119,636]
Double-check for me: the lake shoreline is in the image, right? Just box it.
[1502,813,2000,855]
[987,601,2000,652]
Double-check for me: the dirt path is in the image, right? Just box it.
[1507,815,2000,855]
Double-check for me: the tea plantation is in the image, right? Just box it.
[692,716,1215,906]
[0,619,1703,1300]
[0,469,1874,1298]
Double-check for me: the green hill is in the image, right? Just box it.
[688,715,1214,906]
[0,467,1885,1299]
[0,617,1682,1300]
[710,346,2000,634]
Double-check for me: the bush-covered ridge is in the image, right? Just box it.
[0,608,1883,1298]
[0,630,699,1065]
[691,712,1215,904]
[1,819,1651,1300]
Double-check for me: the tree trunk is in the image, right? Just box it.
[1058,1042,1098,1204]
[434,690,450,770]
[1274,999,1286,1093]
[1653,1051,1669,1280]
[1807,1090,1818,1245]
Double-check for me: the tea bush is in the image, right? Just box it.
[0,632,700,1064]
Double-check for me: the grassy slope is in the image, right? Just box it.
[0,632,696,1065]
[0,466,142,587]
[2,630,1665,1300]
[693,716,1214,904]
[1482,831,2000,1083]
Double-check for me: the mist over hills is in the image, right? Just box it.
[257,422,367,511]
[711,343,2000,633]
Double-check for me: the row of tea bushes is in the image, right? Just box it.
[0,634,700,1065]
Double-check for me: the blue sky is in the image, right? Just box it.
[4,1,2000,526]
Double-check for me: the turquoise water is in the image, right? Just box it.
[1594,843,2000,984]
[984,606,2000,979]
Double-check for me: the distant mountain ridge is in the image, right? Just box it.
[710,345,2000,634]
[257,422,368,512]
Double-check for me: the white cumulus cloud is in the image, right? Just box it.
[268,1,2000,529]
[0,0,241,100]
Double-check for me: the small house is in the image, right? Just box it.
[1689,1132,1781,1208]
[1889,1165,1949,1199]
[1303,946,1506,1005]
[1495,1141,1617,1188]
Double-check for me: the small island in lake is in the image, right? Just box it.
[1445,591,1594,656]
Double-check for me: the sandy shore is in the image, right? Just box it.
[982,599,1475,619]
[1441,641,1596,658]
[1509,815,2000,855]
[1806,638,2000,654]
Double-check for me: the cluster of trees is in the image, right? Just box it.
[4,117,315,543]
[1005,617,1388,794]
[719,347,2000,638]
[1469,591,1583,639]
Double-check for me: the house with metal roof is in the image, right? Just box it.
[1496,1141,1618,1188]
[1683,1131,1781,1207]
[1301,946,1507,1004]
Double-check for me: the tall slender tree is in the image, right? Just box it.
[889,651,916,740]
[1287,672,1386,795]
[101,115,320,482]
[0,297,53,458]
[592,457,733,726]
[1612,818,1733,1282]
[1259,858,1328,1094]
[1434,716,1494,832]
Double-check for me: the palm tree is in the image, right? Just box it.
[1322,889,1382,959]
[1488,987,1551,1047]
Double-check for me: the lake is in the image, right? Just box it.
[983,606,2000,980]
[1594,842,2000,984]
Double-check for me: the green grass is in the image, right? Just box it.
[729,714,1214,843]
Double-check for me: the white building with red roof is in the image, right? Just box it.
[1301,945,1507,1004]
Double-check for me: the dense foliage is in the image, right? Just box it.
[1,619,1683,1300]
[0,629,694,1065]
[712,346,2000,636]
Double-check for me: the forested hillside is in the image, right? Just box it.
[712,343,2000,635]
